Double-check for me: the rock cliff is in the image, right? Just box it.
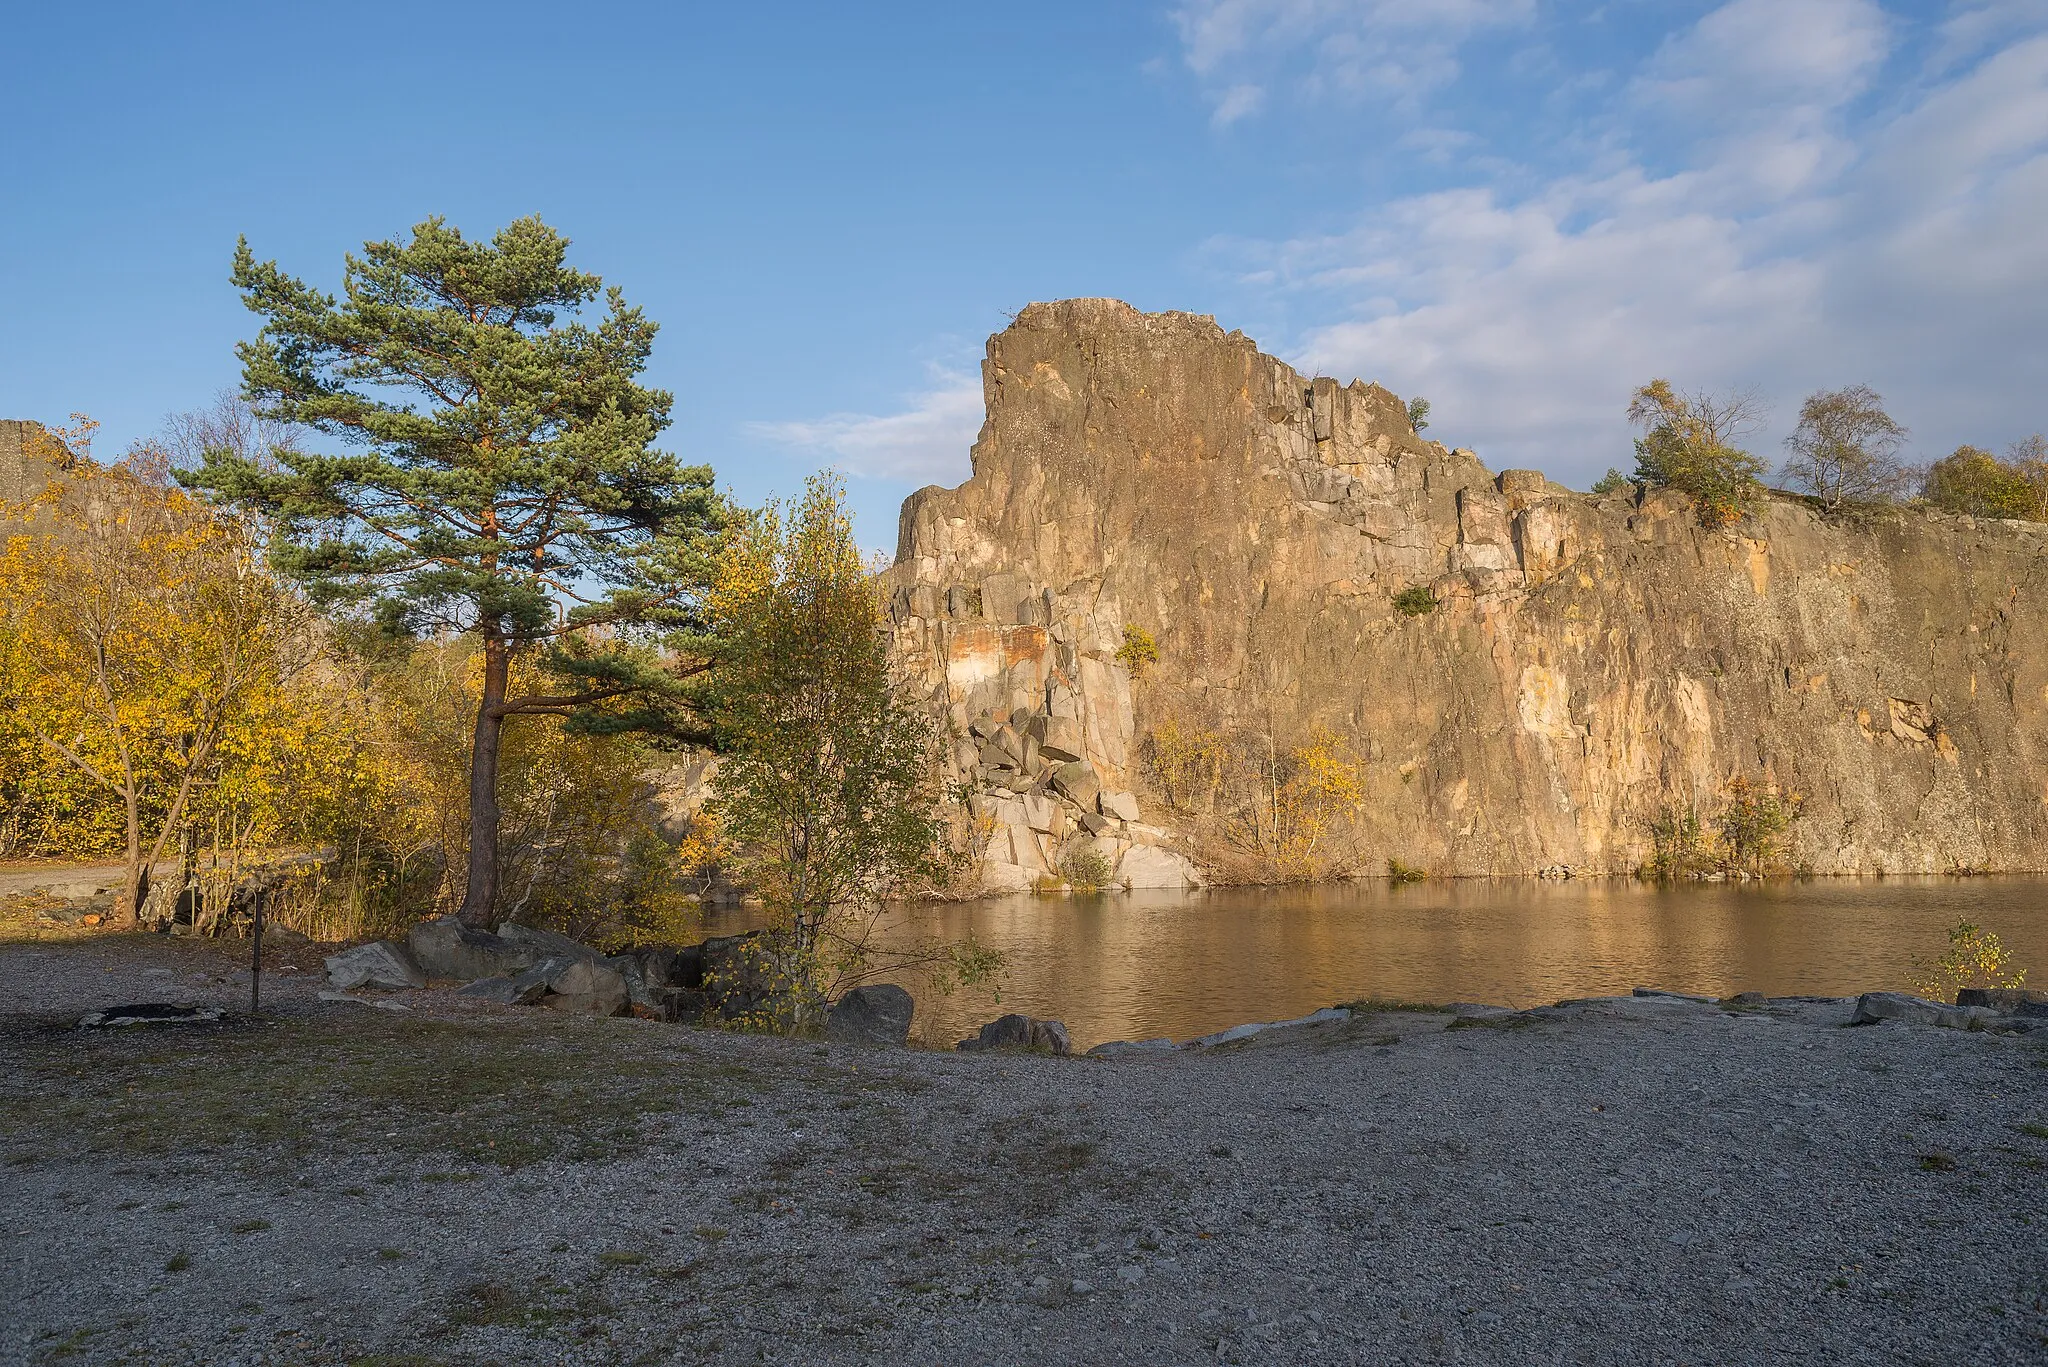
[884,299,2048,885]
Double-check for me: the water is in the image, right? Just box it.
[713,877,2048,1050]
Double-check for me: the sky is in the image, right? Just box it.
[3,0,2044,552]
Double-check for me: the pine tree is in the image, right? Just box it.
[184,217,724,926]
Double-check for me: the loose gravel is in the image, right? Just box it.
[2,936,2044,1366]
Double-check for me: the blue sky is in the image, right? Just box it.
[3,1,2044,550]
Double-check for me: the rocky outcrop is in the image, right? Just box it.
[885,299,2048,879]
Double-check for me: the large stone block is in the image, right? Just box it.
[324,940,426,991]
[1032,714,1086,764]
[1117,845,1198,889]
[1099,790,1141,822]
[956,1013,1071,1055]
[825,983,915,1047]
[406,916,537,983]
[541,959,629,1016]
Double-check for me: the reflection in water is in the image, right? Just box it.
[708,877,2048,1051]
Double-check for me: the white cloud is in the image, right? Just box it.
[1172,0,1535,119]
[748,367,984,486]
[1214,2,2048,483]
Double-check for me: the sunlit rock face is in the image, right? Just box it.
[888,299,2048,882]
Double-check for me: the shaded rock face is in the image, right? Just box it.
[825,983,916,1047]
[885,299,2048,876]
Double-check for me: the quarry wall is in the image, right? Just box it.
[883,299,2048,887]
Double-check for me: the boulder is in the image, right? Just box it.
[1099,790,1141,823]
[1022,793,1058,834]
[324,940,427,991]
[1031,715,1087,764]
[957,1013,1071,1055]
[497,922,604,963]
[991,724,1027,767]
[1050,761,1100,812]
[1850,991,1991,1029]
[700,931,776,1018]
[1116,845,1198,889]
[825,983,916,1047]
[980,859,1036,894]
[457,957,570,1006]
[1956,987,2048,1011]
[540,958,629,1016]
[406,916,537,983]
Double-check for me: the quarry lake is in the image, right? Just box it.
[715,876,2048,1050]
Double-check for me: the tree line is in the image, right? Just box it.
[1593,380,2046,525]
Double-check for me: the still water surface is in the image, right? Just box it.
[715,877,2048,1050]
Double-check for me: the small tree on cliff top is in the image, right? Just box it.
[184,217,723,927]
[1628,379,1767,527]
[1780,384,1909,511]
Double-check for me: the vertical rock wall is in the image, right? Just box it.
[884,300,2048,885]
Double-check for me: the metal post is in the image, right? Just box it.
[250,893,263,1015]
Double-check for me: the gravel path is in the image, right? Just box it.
[1,936,2044,1366]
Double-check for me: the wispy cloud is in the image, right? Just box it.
[1171,0,1535,122]
[747,367,984,486]
[1208,1,2048,481]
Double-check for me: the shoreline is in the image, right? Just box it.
[3,934,2045,1364]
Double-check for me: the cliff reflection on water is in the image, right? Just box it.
[711,877,2048,1050]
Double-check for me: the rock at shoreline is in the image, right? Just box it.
[323,940,427,992]
[958,1013,1072,1055]
[1116,845,1198,889]
[1188,1006,1351,1049]
[825,984,916,1047]
[1850,991,1994,1030]
[406,916,536,983]
[1956,987,2048,1012]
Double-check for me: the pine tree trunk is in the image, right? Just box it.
[457,634,509,928]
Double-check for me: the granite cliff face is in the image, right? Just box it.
[884,300,2048,887]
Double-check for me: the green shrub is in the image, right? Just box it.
[1715,777,1798,877]
[1059,845,1114,892]
[1392,586,1436,617]
[1644,806,1711,880]
[1590,468,1632,495]
[1387,858,1425,884]
[1911,919,2027,1003]
[1115,624,1159,676]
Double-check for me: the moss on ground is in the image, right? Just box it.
[0,1010,773,1171]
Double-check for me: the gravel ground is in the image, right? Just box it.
[2,935,2045,1366]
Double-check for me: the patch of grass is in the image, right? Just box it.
[164,1252,190,1273]
[42,1327,98,1359]
[444,1280,525,1329]
[1919,1151,1958,1172]
[230,1219,270,1234]
[1447,1014,1533,1031]
[694,1226,729,1242]
[0,1011,729,1173]
[1387,859,1427,884]
[596,1250,647,1268]
[2017,1122,2048,1139]
[375,1248,406,1261]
